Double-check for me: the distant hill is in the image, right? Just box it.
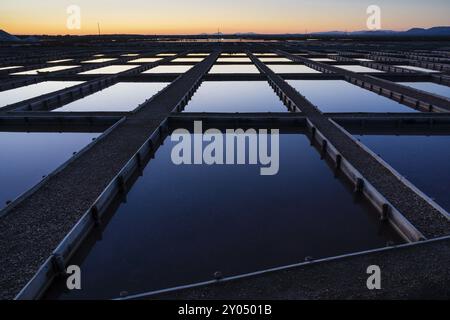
[226,26,450,37]
[0,29,41,42]
[308,26,450,37]
[0,29,21,42]
[405,26,450,36]
[2,26,450,40]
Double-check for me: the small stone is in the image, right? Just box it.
[214,271,223,280]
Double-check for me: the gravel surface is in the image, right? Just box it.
[148,237,450,300]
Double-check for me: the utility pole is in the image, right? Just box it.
[97,22,101,36]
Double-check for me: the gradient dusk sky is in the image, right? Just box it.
[1,0,449,35]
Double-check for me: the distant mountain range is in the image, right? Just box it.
[0,29,39,42]
[198,27,450,37]
[1,26,450,41]
[310,26,450,37]
[0,29,21,41]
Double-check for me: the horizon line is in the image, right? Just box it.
[9,25,450,37]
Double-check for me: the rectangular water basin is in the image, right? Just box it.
[12,66,79,75]
[355,134,450,212]
[259,57,292,62]
[128,58,162,64]
[142,65,193,74]
[217,58,252,63]
[398,82,450,99]
[44,128,402,299]
[334,65,385,73]
[287,80,419,113]
[254,53,279,57]
[183,81,288,112]
[79,65,137,75]
[0,130,100,209]
[47,59,74,63]
[221,53,247,57]
[53,82,169,112]
[208,64,260,74]
[310,58,336,62]
[395,65,440,73]
[0,66,23,71]
[268,65,321,74]
[0,81,83,108]
[82,58,117,63]
[172,58,204,63]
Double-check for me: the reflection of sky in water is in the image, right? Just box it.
[79,65,137,75]
[357,134,450,212]
[0,81,83,108]
[0,131,100,208]
[209,64,260,74]
[54,82,169,112]
[396,65,440,73]
[12,66,78,75]
[399,82,450,99]
[334,65,385,73]
[184,81,287,112]
[268,64,321,73]
[46,133,401,299]
[143,65,193,74]
[287,80,418,113]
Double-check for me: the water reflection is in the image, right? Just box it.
[0,81,83,108]
[208,64,260,74]
[287,80,418,113]
[398,82,450,99]
[143,65,193,74]
[0,131,100,208]
[45,131,401,299]
[12,66,79,75]
[334,65,385,73]
[183,81,287,112]
[268,64,321,74]
[356,134,450,212]
[54,82,169,112]
[79,65,137,75]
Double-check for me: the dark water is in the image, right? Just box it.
[45,132,401,299]
[0,131,100,209]
[54,82,169,112]
[287,80,419,113]
[183,81,288,112]
[356,134,450,212]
